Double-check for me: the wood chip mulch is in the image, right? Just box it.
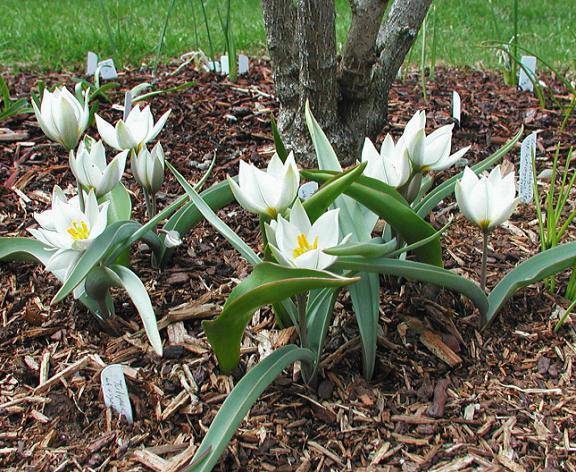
[0,60,575,471]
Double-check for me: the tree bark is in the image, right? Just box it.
[261,0,432,165]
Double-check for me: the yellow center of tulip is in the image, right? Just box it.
[293,234,318,258]
[67,220,90,240]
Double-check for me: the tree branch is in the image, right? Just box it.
[375,0,433,93]
[338,0,389,101]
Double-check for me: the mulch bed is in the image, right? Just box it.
[1,60,575,471]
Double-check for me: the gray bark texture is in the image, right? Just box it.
[261,0,433,165]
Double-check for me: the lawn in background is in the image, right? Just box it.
[1,0,574,72]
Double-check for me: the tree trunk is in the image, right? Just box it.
[261,0,432,165]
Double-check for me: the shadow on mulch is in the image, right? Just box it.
[0,61,575,471]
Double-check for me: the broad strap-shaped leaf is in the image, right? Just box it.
[101,183,132,225]
[108,265,162,355]
[167,162,261,266]
[203,262,359,373]
[306,287,339,376]
[52,221,141,304]
[349,273,380,379]
[0,237,52,265]
[302,162,367,223]
[162,179,235,239]
[188,345,315,472]
[324,238,398,257]
[302,170,443,267]
[414,126,524,217]
[485,242,576,327]
[333,257,488,318]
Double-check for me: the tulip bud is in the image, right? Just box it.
[131,142,165,195]
[455,165,519,232]
[227,152,300,218]
[95,105,171,151]
[69,140,127,197]
[31,87,90,150]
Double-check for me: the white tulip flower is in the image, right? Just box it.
[455,165,519,233]
[32,87,90,150]
[265,199,350,270]
[95,105,171,151]
[69,139,127,197]
[361,135,411,188]
[399,110,470,172]
[28,187,109,297]
[29,187,109,253]
[227,152,300,218]
[131,142,166,195]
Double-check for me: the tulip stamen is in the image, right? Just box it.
[67,220,90,240]
[293,234,318,258]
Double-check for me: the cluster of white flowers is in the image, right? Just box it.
[229,109,518,273]
[30,86,175,283]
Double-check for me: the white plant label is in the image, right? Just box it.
[98,58,118,80]
[519,132,537,204]
[220,55,230,76]
[518,56,537,92]
[452,91,461,124]
[238,54,249,75]
[123,91,132,121]
[298,181,319,201]
[86,51,99,75]
[101,364,133,424]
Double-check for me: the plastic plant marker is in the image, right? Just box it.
[519,132,537,203]
[518,56,537,92]
[101,364,133,424]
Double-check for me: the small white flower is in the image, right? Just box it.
[361,135,411,188]
[29,187,109,253]
[32,87,90,150]
[95,105,171,151]
[265,199,350,270]
[163,230,182,248]
[455,165,519,232]
[69,139,127,197]
[227,152,300,218]
[399,110,470,172]
[131,142,165,194]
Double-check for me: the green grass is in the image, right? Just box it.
[0,0,574,72]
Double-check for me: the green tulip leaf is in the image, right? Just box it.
[485,242,576,327]
[52,221,141,304]
[203,262,359,373]
[270,114,289,162]
[0,237,52,265]
[302,162,367,223]
[333,257,488,318]
[187,345,314,472]
[108,265,162,356]
[324,237,398,257]
[101,183,132,225]
[301,170,443,267]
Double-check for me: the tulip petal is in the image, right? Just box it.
[148,109,171,142]
[96,114,120,149]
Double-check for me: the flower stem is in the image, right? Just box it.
[481,231,489,292]
[143,189,157,220]
[296,292,315,383]
[77,181,85,212]
[296,293,308,348]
